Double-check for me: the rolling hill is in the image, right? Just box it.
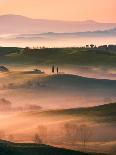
[1,47,116,66]
[23,102,116,124]
[42,102,116,123]
[18,74,116,93]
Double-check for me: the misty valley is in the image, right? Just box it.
[0,47,115,155]
[0,0,116,154]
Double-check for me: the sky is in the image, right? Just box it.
[0,0,116,22]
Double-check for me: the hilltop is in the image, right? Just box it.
[16,74,116,93]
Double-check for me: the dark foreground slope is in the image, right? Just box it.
[0,140,106,155]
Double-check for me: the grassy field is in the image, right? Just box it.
[0,47,116,66]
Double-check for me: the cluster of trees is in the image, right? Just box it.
[64,122,93,152]
[22,46,50,54]
[85,44,116,50]
[98,45,116,50]
[32,122,93,152]
[0,122,92,150]
[23,44,116,51]
[33,125,47,144]
[0,121,115,154]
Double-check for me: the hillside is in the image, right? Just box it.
[0,47,22,56]
[24,102,116,124]
[36,74,116,87]
[0,140,106,155]
[17,74,116,96]
[50,102,116,122]
[0,47,116,66]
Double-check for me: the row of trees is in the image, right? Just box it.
[23,44,116,51]
[33,125,47,144]
[0,125,115,154]
[33,122,92,152]
[0,121,93,151]
[64,122,92,152]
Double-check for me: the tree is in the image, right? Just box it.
[56,66,59,74]
[90,44,94,48]
[36,125,47,144]
[24,47,31,53]
[52,65,55,73]
[64,121,78,145]
[86,45,89,48]
[78,124,92,152]
[33,133,43,144]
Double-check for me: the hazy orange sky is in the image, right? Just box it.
[0,0,116,22]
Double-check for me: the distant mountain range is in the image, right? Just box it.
[13,28,116,39]
[2,28,115,41]
[0,14,116,34]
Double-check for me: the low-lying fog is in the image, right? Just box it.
[0,36,116,47]
[0,65,116,154]
[0,65,116,109]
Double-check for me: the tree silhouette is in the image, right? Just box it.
[78,124,92,152]
[33,133,43,144]
[37,125,47,144]
[64,121,78,145]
